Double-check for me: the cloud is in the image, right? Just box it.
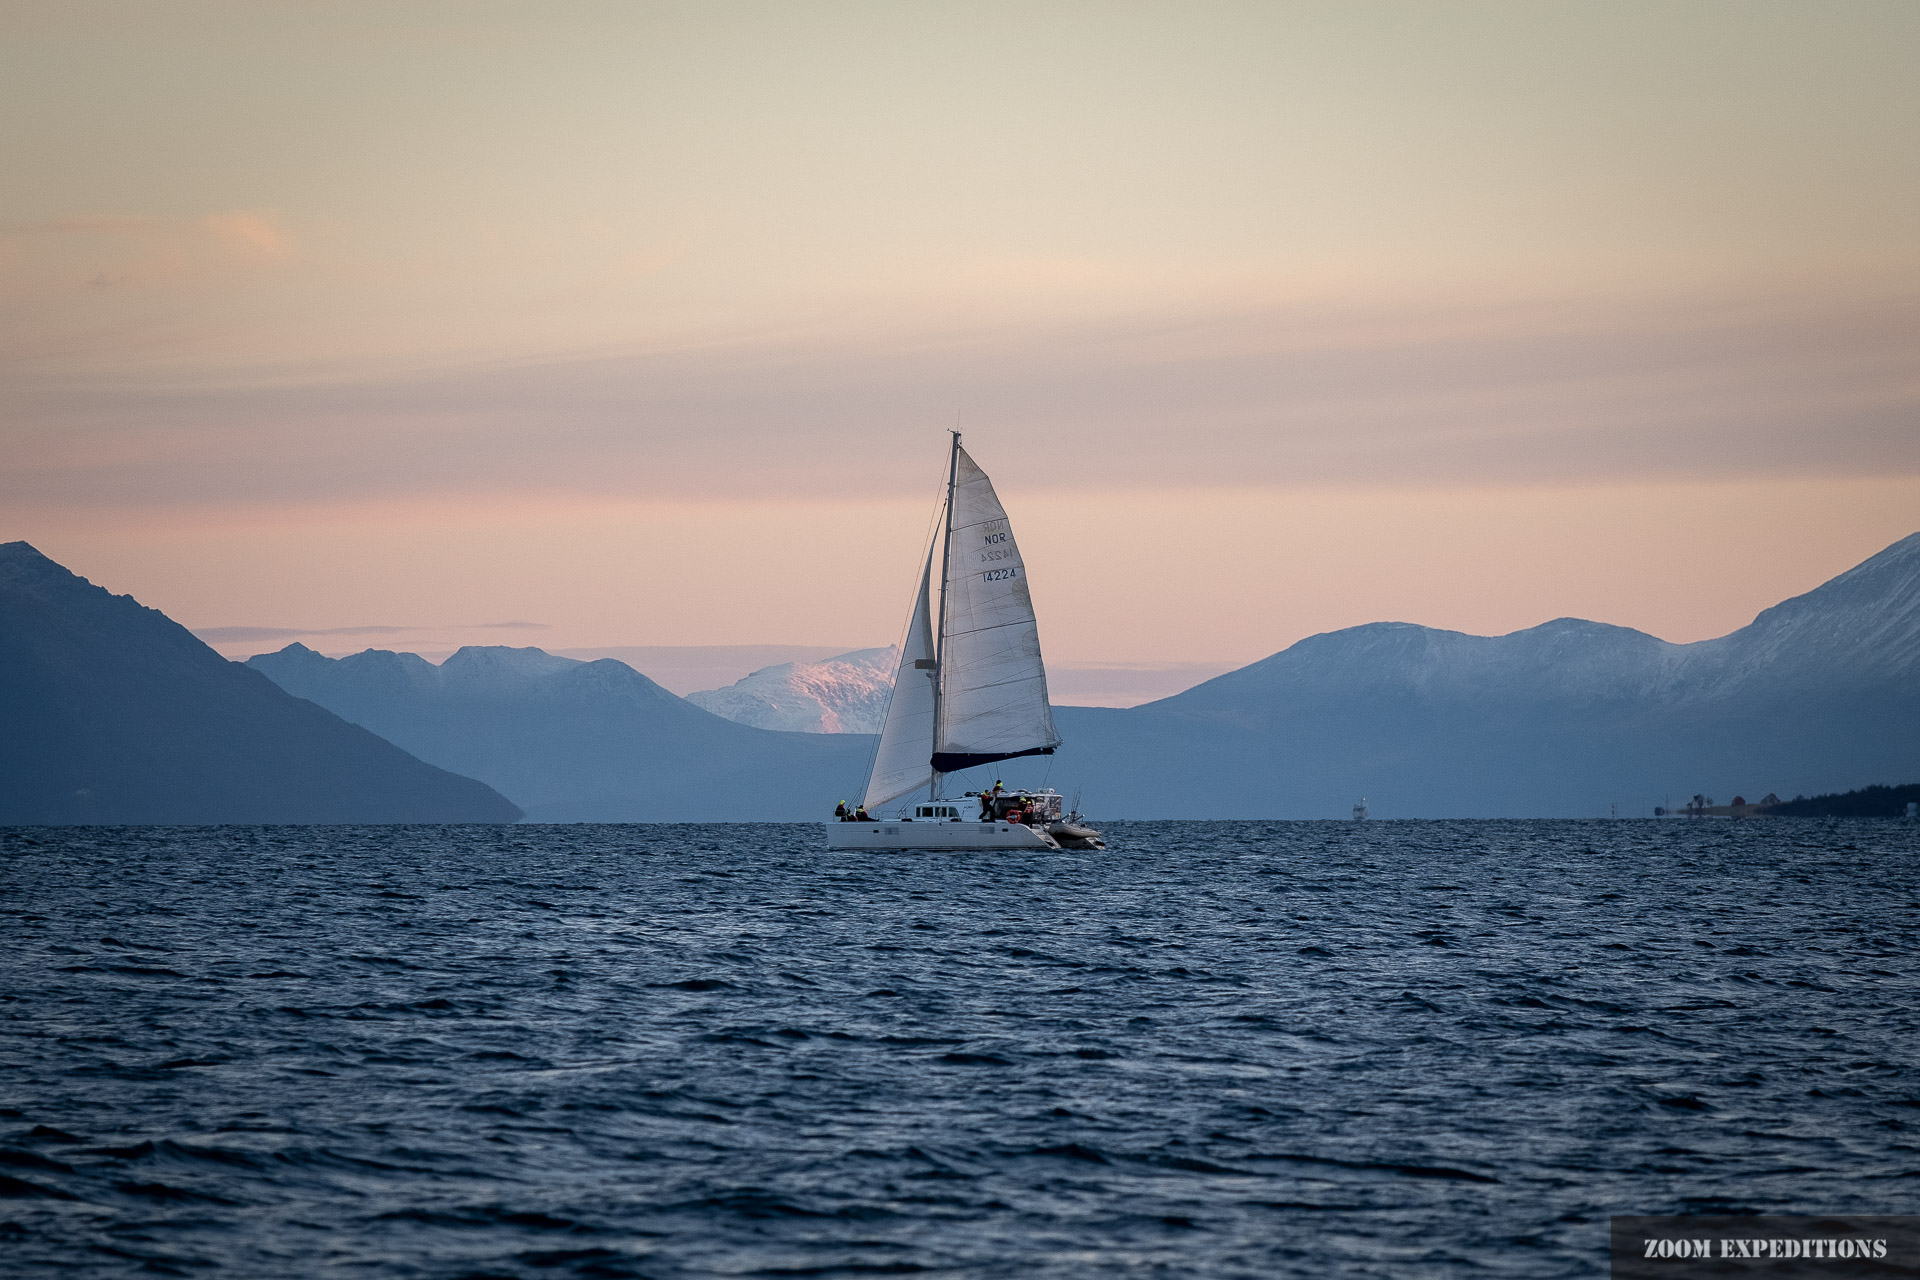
[202,211,288,258]
[0,210,286,311]
[6,283,1916,512]
[0,210,284,255]
[0,215,159,238]
[191,624,415,643]
[191,620,549,643]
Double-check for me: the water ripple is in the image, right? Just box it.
[2,819,1917,1276]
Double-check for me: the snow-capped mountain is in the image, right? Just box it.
[1684,529,1920,694]
[688,647,898,733]
[1026,531,1920,817]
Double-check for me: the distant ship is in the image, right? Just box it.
[1352,798,1368,820]
[828,433,1103,851]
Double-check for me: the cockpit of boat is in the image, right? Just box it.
[898,791,1067,823]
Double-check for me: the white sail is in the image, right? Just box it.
[933,444,1061,772]
[861,546,939,809]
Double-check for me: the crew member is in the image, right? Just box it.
[834,801,849,821]
[854,805,875,821]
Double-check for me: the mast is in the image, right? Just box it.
[930,429,960,799]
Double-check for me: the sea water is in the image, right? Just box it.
[3,820,1917,1277]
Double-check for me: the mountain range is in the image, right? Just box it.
[240,531,1919,821]
[246,644,875,821]
[1030,531,1920,817]
[0,542,520,824]
[9,530,1915,823]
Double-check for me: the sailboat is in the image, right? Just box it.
[827,433,1104,851]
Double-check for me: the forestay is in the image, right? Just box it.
[861,548,939,809]
[932,445,1061,773]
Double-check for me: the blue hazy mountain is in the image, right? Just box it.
[0,542,521,824]
[1040,532,1920,818]
[246,644,876,821]
[241,531,1918,821]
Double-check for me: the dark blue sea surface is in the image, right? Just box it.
[4,820,1918,1277]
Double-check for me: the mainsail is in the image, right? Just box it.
[860,546,939,809]
[856,436,1062,809]
[930,443,1061,773]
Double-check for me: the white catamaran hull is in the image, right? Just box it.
[825,821,1060,851]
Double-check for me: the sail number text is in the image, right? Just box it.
[977,524,1015,580]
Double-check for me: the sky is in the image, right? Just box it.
[5,1,1918,695]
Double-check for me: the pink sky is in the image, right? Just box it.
[4,3,1917,679]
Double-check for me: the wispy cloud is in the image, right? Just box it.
[191,624,415,643]
[0,215,158,238]
[191,619,549,644]
[0,210,288,303]
[7,284,1916,512]
[0,210,286,255]
[202,210,288,258]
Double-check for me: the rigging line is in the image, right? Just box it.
[941,617,1045,639]
[937,673,1056,695]
[855,447,952,811]
[931,429,961,800]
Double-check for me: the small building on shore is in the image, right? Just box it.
[1655,793,1780,818]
